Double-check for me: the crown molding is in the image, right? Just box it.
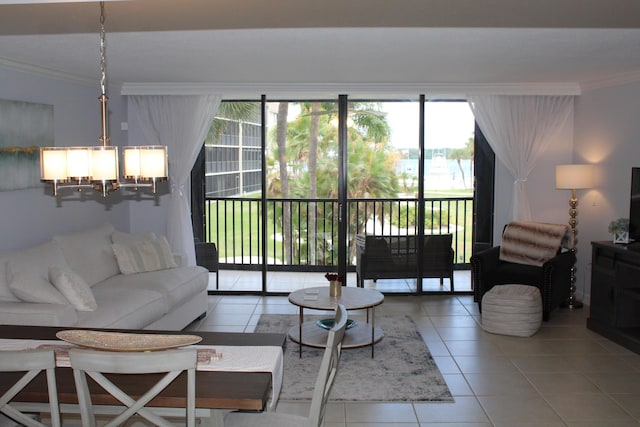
[121,82,582,99]
[0,57,583,98]
[0,57,131,93]
[579,70,640,92]
[0,57,94,86]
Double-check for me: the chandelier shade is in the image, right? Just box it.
[122,146,168,180]
[39,1,168,197]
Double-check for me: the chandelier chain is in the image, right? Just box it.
[99,1,107,96]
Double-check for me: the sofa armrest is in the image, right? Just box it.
[471,245,501,271]
[471,246,501,301]
[541,249,576,271]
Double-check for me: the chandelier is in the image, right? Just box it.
[39,1,168,197]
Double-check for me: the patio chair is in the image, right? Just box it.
[68,347,197,427]
[224,304,348,427]
[423,233,455,291]
[0,349,61,427]
[195,241,219,289]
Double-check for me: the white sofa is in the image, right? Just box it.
[0,224,209,330]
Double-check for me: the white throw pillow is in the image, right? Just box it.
[9,271,69,305]
[112,236,178,275]
[7,240,70,304]
[49,265,98,311]
[0,257,20,302]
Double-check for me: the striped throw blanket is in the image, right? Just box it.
[499,221,570,267]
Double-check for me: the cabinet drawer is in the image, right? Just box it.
[594,249,615,269]
[617,260,640,290]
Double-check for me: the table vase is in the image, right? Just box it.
[329,281,342,297]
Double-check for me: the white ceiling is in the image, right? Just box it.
[1,0,640,98]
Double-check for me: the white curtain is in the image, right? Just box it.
[468,95,573,221]
[129,95,222,265]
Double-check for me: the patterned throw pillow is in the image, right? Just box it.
[112,236,178,275]
[49,265,98,311]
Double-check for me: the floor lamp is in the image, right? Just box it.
[555,164,594,309]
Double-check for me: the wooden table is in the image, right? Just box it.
[0,325,286,426]
[288,286,384,357]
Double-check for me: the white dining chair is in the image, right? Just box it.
[224,303,348,427]
[68,347,197,427]
[0,349,61,427]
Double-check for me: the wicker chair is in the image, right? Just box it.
[195,242,219,289]
[355,234,454,290]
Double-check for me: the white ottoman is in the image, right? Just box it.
[481,284,542,337]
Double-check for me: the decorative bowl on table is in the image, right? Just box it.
[316,318,357,330]
[55,330,202,352]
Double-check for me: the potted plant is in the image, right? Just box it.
[608,217,630,244]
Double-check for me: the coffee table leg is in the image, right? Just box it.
[299,306,304,358]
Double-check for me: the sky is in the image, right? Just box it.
[384,101,475,150]
[279,100,476,151]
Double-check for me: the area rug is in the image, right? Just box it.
[255,314,453,402]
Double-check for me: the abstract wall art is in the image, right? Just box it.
[0,98,54,191]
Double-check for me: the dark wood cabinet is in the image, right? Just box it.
[588,241,640,354]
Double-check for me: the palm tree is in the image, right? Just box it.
[208,102,259,143]
[268,102,396,264]
[448,136,474,189]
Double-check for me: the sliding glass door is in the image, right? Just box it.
[263,100,341,291]
[193,96,481,294]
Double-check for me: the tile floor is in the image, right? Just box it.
[210,270,471,293]
[187,284,640,426]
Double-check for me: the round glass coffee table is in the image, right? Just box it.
[288,286,384,358]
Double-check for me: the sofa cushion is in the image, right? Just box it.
[0,301,78,327]
[111,230,157,245]
[112,236,177,275]
[98,265,208,311]
[0,254,20,302]
[49,265,98,312]
[7,241,70,305]
[53,223,120,287]
[76,284,167,329]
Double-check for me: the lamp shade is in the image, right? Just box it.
[123,145,168,180]
[90,146,118,181]
[139,146,168,179]
[122,146,142,178]
[40,147,68,181]
[555,164,594,190]
[66,147,91,180]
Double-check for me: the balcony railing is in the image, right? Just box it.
[204,197,473,271]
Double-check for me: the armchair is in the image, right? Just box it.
[471,221,576,321]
